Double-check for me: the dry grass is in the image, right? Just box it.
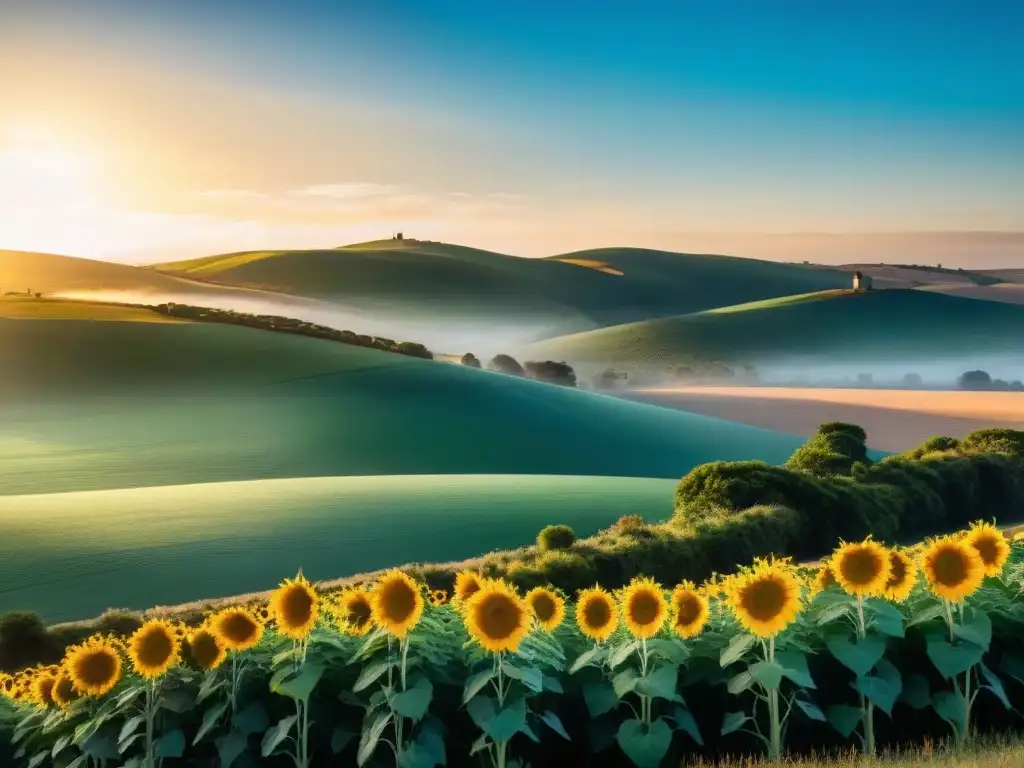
[0,296,187,322]
[684,735,1024,767]
[555,257,625,276]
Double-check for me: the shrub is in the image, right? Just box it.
[524,360,577,388]
[961,428,1024,459]
[487,354,525,376]
[958,370,992,390]
[460,353,481,368]
[786,422,869,477]
[536,550,596,592]
[537,524,576,551]
[0,612,60,672]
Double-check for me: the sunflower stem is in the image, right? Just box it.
[638,637,652,726]
[144,679,156,768]
[767,635,781,763]
[230,654,238,716]
[494,652,508,768]
[855,595,876,757]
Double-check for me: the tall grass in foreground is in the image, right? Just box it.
[2,524,1024,767]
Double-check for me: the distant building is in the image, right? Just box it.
[852,271,873,291]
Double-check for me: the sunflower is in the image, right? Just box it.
[0,674,13,698]
[883,549,917,602]
[454,571,484,604]
[185,628,226,671]
[270,572,320,639]
[429,589,448,607]
[920,535,985,602]
[809,563,837,597]
[965,521,1011,577]
[671,581,710,638]
[525,587,566,632]
[829,538,892,597]
[464,580,531,653]
[127,620,181,679]
[725,558,803,639]
[65,639,122,697]
[700,574,725,600]
[335,589,374,636]
[370,571,424,639]
[621,577,669,639]
[30,672,58,708]
[576,587,619,642]
[210,608,264,651]
[51,672,79,709]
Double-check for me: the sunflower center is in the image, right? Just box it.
[136,629,174,667]
[972,536,1000,566]
[741,578,787,622]
[839,549,885,586]
[54,676,77,704]
[531,594,556,622]
[280,586,315,627]
[36,677,56,706]
[933,548,969,586]
[189,632,222,669]
[221,613,259,644]
[77,650,118,686]
[583,598,611,629]
[380,582,417,622]
[628,591,662,627]
[476,594,523,640]
[460,582,481,602]
[885,555,907,588]
[674,594,701,626]
[348,599,372,627]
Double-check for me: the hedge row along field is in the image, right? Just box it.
[3,523,1024,768]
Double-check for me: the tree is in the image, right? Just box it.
[537,524,576,551]
[524,360,577,388]
[393,341,433,360]
[460,353,481,368]
[958,370,992,390]
[902,372,923,388]
[487,354,525,376]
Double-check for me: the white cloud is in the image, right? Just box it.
[195,189,270,200]
[289,183,404,199]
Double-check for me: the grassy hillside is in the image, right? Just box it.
[0,316,804,495]
[0,474,677,622]
[0,296,186,322]
[152,240,853,330]
[527,288,1024,366]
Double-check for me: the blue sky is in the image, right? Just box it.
[1,1,1022,263]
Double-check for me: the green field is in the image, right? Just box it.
[152,239,853,329]
[0,315,805,495]
[0,474,677,622]
[527,288,1024,366]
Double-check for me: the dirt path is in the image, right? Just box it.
[619,386,1024,453]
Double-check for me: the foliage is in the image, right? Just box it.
[0,614,61,672]
[538,525,577,552]
[4,531,1024,767]
[460,353,481,368]
[958,370,992,390]
[487,354,525,376]
[785,422,870,478]
[523,360,578,388]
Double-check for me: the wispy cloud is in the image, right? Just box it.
[195,189,270,200]
[289,182,405,199]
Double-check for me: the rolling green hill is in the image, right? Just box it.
[0,474,678,622]
[152,240,854,330]
[0,314,805,495]
[526,288,1024,366]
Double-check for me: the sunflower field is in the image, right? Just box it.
[3,523,1024,768]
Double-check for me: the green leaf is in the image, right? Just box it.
[354,661,393,693]
[749,660,784,690]
[273,661,325,701]
[853,675,900,718]
[720,711,749,736]
[671,706,703,745]
[119,715,145,744]
[953,611,992,651]
[926,639,984,680]
[234,702,269,736]
[636,664,681,702]
[569,645,605,675]
[826,705,863,738]
[463,668,495,703]
[51,733,72,758]
[261,715,298,758]
[870,611,905,638]
[541,711,570,740]
[155,729,185,758]
[613,668,641,698]
[469,733,489,756]
[727,670,755,695]
[979,662,1012,710]
[357,711,392,767]
[488,696,528,742]
[1000,652,1024,685]
[502,663,543,694]
[81,732,120,760]
[796,698,827,722]
[816,603,853,625]
[391,677,434,721]
[898,674,931,710]
[467,695,497,731]
[776,650,816,689]
[197,676,225,704]
[826,634,887,677]
[583,681,620,717]
[64,757,89,768]
[543,674,564,693]
[115,686,147,709]
[28,752,49,768]
[720,633,756,667]
[907,603,945,627]
[119,734,144,754]
[194,701,230,745]
[931,691,965,736]
[159,689,194,714]
[609,640,639,670]
[646,638,689,664]
[617,717,672,768]
[216,731,247,768]
[332,726,355,754]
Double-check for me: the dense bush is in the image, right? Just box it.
[524,360,577,388]
[487,354,525,376]
[785,421,870,477]
[459,352,481,368]
[537,524,576,551]
[958,369,992,390]
[0,613,61,672]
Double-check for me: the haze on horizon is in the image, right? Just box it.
[2,1,1022,266]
